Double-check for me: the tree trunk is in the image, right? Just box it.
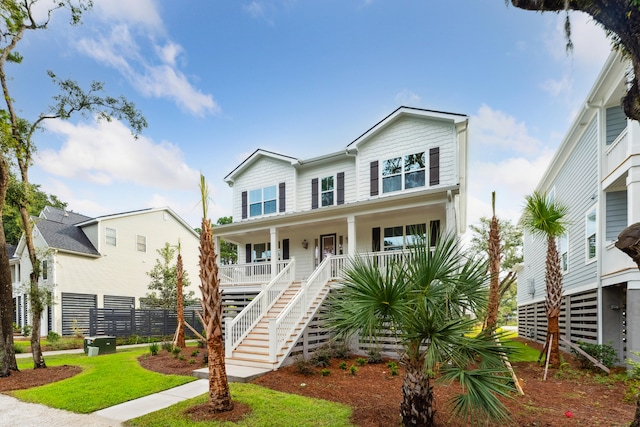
[545,236,563,368]
[486,192,501,330]
[175,250,186,348]
[400,360,434,427]
[0,157,18,377]
[199,213,232,412]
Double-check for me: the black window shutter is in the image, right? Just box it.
[279,182,286,212]
[241,191,248,219]
[429,147,440,186]
[337,172,345,205]
[282,239,290,260]
[245,243,252,263]
[370,161,379,196]
[311,178,319,209]
[372,227,381,252]
[430,220,441,245]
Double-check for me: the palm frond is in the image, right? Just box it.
[522,191,568,238]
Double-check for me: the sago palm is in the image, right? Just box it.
[521,191,568,368]
[329,233,514,427]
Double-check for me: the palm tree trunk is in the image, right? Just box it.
[198,178,233,412]
[175,250,186,348]
[545,236,563,368]
[400,360,434,427]
[486,192,501,330]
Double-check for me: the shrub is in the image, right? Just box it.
[320,368,331,377]
[191,349,199,357]
[171,346,182,358]
[356,357,367,366]
[13,344,23,354]
[338,361,347,370]
[22,325,32,337]
[311,346,333,368]
[189,359,196,365]
[349,365,358,376]
[161,342,174,352]
[366,349,383,364]
[387,361,399,376]
[572,341,619,369]
[293,355,315,376]
[47,331,60,343]
[332,340,352,359]
[149,342,160,356]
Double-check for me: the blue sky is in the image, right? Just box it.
[12,0,612,231]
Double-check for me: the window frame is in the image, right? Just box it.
[105,227,117,246]
[381,151,426,194]
[585,205,597,263]
[249,185,277,217]
[42,259,48,281]
[321,176,335,207]
[383,222,427,251]
[136,235,147,253]
[558,233,569,273]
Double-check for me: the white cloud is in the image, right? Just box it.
[394,90,421,107]
[36,118,201,190]
[244,1,266,19]
[546,12,610,67]
[471,105,542,157]
[77,27,219,116]
[541,73,573,98]
[94,0,163,31]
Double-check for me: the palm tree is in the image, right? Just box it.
[175,242,186,349]
[486,191,501,330]
[521,191,568,368]
[198,174,233,412]
[329,233,514,427]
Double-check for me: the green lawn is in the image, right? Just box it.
[125,383,354,427]
[12,347,194,413]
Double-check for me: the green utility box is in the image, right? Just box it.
[84,336,116,355]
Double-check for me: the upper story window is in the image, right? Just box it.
[559,233,568,273]
[586,207,597,261]
[42,260,48,281]
[321,176,334,207]
[106,227,117,246]
[136,235,147,252]
[382,152,425,193]
[250,185,277,217]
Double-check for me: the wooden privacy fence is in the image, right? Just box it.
[89,308,205,338]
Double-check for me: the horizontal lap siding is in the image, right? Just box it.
[295,157,355,211]
[232,157,295,220]
[356,116,457,201]
[606,106,626,146]
[606,191,627,242]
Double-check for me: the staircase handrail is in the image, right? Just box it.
[225,258,296,358]
[269,254,348,362]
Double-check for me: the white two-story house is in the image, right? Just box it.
[517,50,640,364]
[12,206,200,336]
[213,106,469,369]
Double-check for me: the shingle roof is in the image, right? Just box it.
[36,207,100,256]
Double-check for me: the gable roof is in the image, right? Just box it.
[34,216,101,257]
[347,106,468,149]
[224,149,299,185]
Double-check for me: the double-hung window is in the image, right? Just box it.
[383,226,404,251]
[137,235,147,253]
[253,243,271,262]
[559,233,568,272]
[106,227,117,246]
[321,176,334,207]
[586,207,597,261]
[249,185,277,217]
[382,152,425,193]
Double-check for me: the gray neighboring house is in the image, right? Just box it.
[517,50,640,364]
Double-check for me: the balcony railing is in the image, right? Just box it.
[604,127,628,178]
[219,260,289,286]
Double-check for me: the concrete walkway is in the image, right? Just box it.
[5,345,270,424]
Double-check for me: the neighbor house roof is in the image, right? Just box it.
[34,216,100,257]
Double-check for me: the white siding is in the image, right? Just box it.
[356,116,456,200]
[232,157,295,221]
[296,157,356,211]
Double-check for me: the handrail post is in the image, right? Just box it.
[225,316,233,358]
[269,318,277,362]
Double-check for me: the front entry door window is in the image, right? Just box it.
[320,234,336,262]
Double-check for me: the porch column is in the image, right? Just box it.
[627,281,640,365]
[626,165,640,224]
[270,226,278,279]
[214,235,221,261]
[445,190,456,234]
[347,215,356,256]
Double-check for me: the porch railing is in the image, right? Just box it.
[219,260,289,286]
[269,254,347,362]
[604,127,628,178]
[225,258,296,358]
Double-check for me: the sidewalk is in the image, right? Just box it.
[7,344,270,424]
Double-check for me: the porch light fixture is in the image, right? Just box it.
[302,239,308,249]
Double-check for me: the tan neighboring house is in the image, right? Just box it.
[11,206,200,336]
[213,106,470,369]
